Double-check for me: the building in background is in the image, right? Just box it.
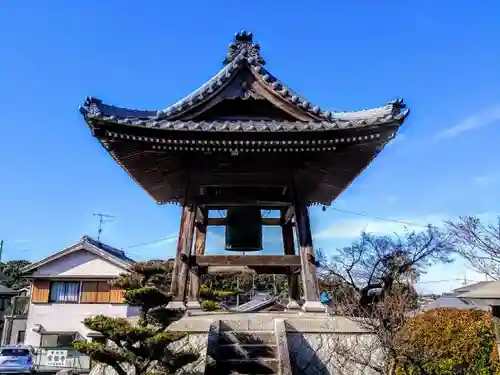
[0,283,20,342]
[418,282,494,312]
[2,236,136,373]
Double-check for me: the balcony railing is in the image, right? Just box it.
[33,347,91,373]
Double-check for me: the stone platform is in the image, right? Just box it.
[164,312,381,375]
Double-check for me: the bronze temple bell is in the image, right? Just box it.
[225,207,263,251]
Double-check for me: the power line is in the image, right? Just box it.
[0,240,33,261]
[125,235,177,250]
[416,278,482,284]
[328,207,430,228]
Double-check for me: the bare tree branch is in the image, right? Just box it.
[445,216,500,279]
[330,290,430,374]
[319,226,454,310]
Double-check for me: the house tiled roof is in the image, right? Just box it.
[419,293,490,312]
[225,292,281,313]
[82,235,134,263]
[458,280,500,300]
[453,281,493,294]
[0,284,17,294]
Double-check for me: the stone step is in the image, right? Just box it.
[217,358,278,374]
[219,331,275,345]
[219,318,275,331]
[219,344,277,359]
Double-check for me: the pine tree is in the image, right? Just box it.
[199,273,241,311]
[73,261,198,375]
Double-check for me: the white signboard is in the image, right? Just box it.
[45,350,68,367]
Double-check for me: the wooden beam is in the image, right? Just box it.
[202,265,301,275]
[196,173,291,187]
[192,255,301,267]
[197,190,291,207]
[207,217,281,226]
[204,203,288,210]
[200,199,290,208]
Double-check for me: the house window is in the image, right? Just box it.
[40,333,76,348]
[49,282,80,303]
[0,297,11,311]
[16,330,25,344]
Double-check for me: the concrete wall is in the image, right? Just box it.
[32,250,125,278]
[287,332,381,375]
[25,303,139,346]
[284,317,382,375]
[1,316,27,345]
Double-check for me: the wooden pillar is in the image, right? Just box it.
[282,219,300,310]
[492,306,500,356]
[167,205,196,310]
[294,203,325,313]
[186,208,207,311]
[168,207,187,297]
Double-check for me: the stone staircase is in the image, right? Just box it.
[217,330,278,374]
[206,319,290,375]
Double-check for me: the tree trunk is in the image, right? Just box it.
[387,361,397,375]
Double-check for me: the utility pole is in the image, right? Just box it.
[462,273,468,286]
[93,213,115,241]
[0,240,3,262]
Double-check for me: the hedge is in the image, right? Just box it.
[396,308,499,374]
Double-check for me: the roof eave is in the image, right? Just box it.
[82,110,408,134]
[459,297,499,307]
[27,275,124,280]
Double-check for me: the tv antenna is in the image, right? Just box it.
[93,213,115,241]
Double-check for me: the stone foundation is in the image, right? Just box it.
[170,312,382,375]
[91,312,381,375]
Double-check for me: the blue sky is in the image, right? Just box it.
[1,1,499,294]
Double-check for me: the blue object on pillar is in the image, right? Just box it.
[320,291,331,304]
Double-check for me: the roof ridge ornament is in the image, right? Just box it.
[223,30,265,66]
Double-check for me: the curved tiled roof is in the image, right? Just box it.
[79,31,409,128]
[122,118,402,132]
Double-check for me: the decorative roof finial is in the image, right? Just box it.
[223,30,265,66]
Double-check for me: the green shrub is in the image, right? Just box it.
[201,299,220,311]
[396,308,499,374]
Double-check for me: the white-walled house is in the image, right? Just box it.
[9,236,139,372]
